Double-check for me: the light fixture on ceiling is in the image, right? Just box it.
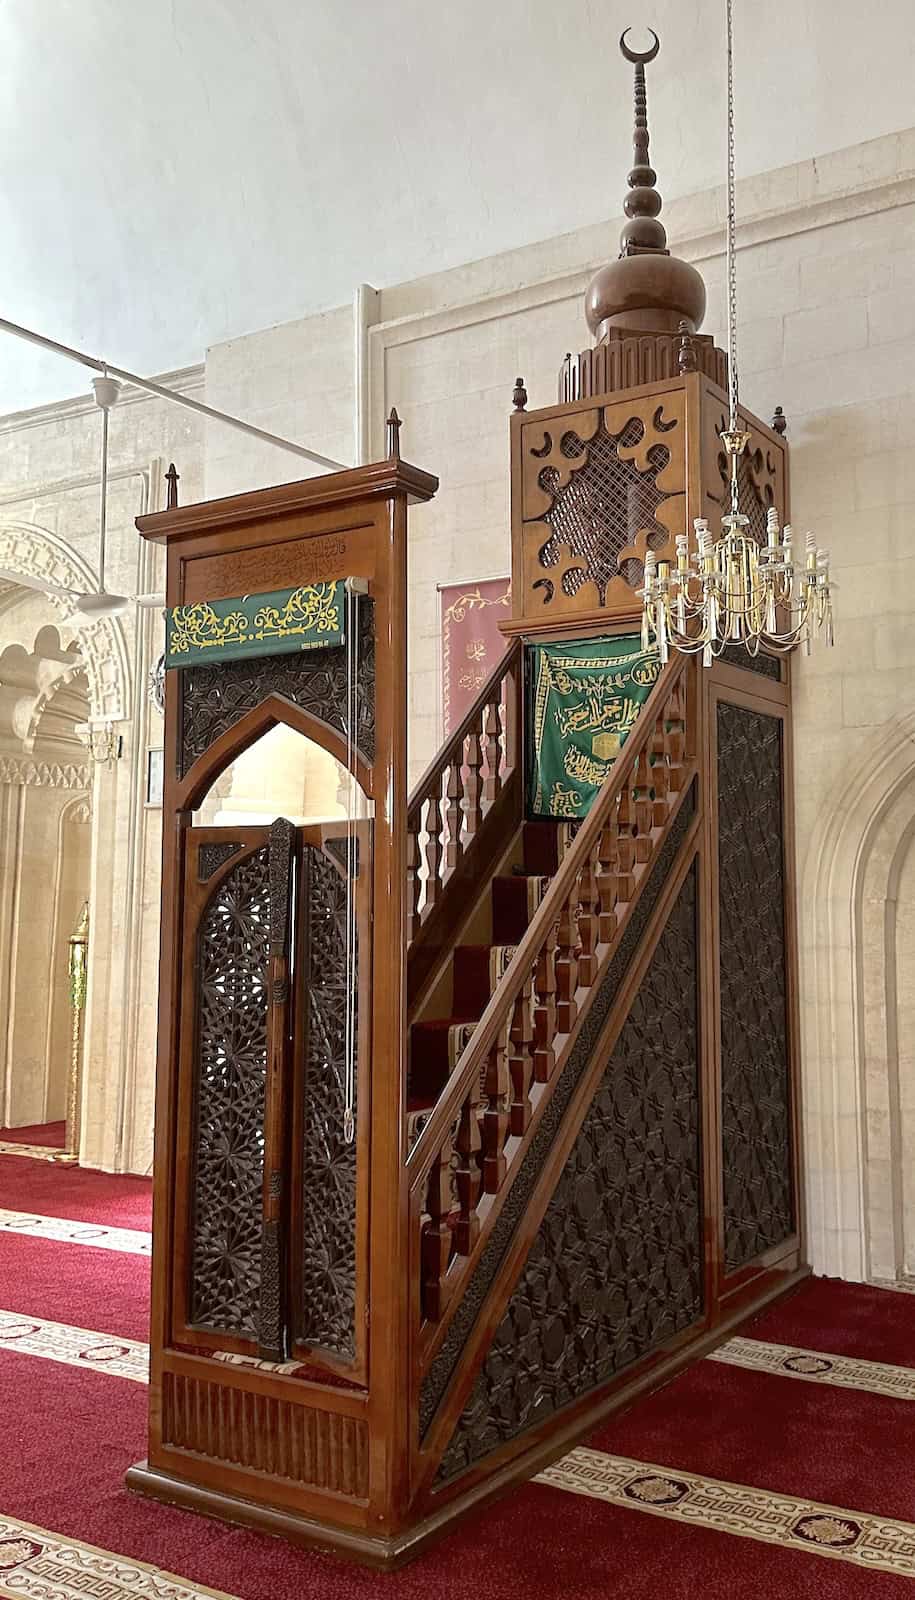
[639,0,835,665]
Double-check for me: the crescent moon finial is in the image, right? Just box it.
[619,27,660,65]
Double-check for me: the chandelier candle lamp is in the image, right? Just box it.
[639,0,834,665]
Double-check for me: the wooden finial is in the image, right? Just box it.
[618,29,666,257]
[165,462,180,509]
[677,319,697,374]
[512,377,528,412]
[386,407,402,460]
[771,405,787,437]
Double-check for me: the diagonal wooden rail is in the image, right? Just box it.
[407,650,695,1354]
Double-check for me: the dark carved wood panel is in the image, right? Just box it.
[162,1373,369,1496]
[178,600,375,776]
[718,645,782,682]
[436,863,702,1483]
[419,785,696,1436]
[295,845,358,1361]
[197,840,243,880]
[189,848,271,1337]
[537,416,673,599]
[717,702,794,1271]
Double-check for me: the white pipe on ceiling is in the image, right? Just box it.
[0,315,349,474]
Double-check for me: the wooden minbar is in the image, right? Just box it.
[130,31,806,1568]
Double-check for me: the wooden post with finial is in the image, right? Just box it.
[386,407,402,461]
[677,319,697,374]
[512,377,528,412]
[165,462,180,510]
[771,405,787,436]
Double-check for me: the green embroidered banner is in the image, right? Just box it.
[527,634,661,819]
[165,582,345,669]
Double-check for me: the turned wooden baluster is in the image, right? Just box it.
[407,817,422,940]
[424,786,444,912]
[576,843,601,985]
[422,1130,454,1321]
[555,887,580,1032]
[445,758,464,871]
[464,719,483,840]
[596,810,620,944]
[482,1028,511,1192]
[650,717,670,828]
[533,921,558,1082]
[483,696,503,804]
[667,680,686,790]
[508,975,535,1136]
[633,748,653,864]
[616,782,636,902]
[453,1081,482,1255]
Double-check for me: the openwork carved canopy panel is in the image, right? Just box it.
[190,846,271,1336]
[178,599,375,777]
[717,702,794,1270]
[517,391,686,623]
[703,403,787,548]
[437,863,702,1482]
[296,845,358,1362]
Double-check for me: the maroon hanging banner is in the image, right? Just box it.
[440,577,511,735]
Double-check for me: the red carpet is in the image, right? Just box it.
[0,1153,152,1228]
[747,1273,915,1366]
[0,1121,66,1147]
[0,1157,914,1598]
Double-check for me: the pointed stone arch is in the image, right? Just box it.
[0,521,130,722]
[801,709,915,1281]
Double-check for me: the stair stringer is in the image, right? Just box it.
[411,783,700,1504]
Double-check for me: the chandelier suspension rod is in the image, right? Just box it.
[0,315,348,473]
[724,0,739,439]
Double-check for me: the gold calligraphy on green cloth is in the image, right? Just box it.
[165,582,345,669]
[527,635,661,819]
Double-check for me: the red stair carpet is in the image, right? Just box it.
[0,1148,914,1597]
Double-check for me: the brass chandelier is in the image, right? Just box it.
[639,0,835,666]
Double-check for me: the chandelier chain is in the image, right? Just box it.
[725,0,739,436]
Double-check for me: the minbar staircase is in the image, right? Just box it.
[406,643,694,1367]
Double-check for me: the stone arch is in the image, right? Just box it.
[802,710,915,1281]
[0,521,130,722]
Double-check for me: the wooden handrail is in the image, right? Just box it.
[408,638,521,820]
[408,649,694,1329]
[406,639,522,965]
[408,650,687,1176]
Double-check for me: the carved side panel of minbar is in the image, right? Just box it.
[717,701,794,1272]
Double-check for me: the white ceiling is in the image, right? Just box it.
[2,0,913,414]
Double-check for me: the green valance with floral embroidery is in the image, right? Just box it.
[165,582,345,669]
[526,634,661,820]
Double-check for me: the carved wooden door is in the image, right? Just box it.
[172,818,370,1375]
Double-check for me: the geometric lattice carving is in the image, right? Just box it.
[537,416,673,599]
[198,841,242,881]
[718,644,782,682]
[419,786,696,1436]
[717,703,794,1271]
[189,846,271,1337]
[436,863,702,1483]
[178,600,376,777]
[296,846,358,1361]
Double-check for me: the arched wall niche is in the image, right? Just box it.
[802,710,915,1283]
[0,521,130,722]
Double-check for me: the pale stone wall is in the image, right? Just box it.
[0,373,205,1172]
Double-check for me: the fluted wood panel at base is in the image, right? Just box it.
[161,1373,369,1497]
